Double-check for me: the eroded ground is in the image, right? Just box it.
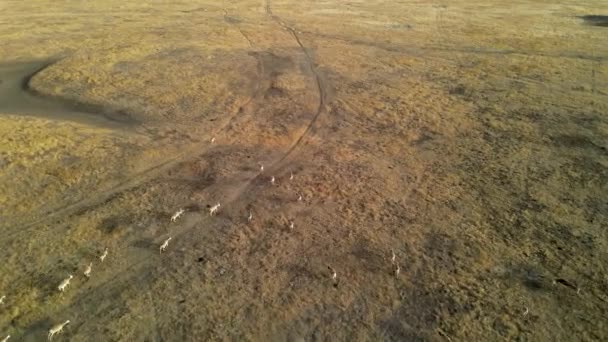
[0,0,607,341]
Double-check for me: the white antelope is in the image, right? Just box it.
[393,264,400,276]
[160,237,172,254]
[58,275,73,292]
[171,208,185,222]
[99,248,108,262]
[328,266,338,285]
[209,203,221,216]
[84,263,92,278]
[48,320,70,341]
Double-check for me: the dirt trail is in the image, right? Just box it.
[262,0,332,166]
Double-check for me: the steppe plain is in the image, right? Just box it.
[0,0,607,340]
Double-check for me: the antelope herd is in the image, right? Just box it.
[2,155,404,340]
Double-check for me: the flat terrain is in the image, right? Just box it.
[0,0,607,340]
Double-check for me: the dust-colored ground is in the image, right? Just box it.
[0,0,607,341]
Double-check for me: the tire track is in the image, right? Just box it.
[222,8,254,48]
[195,0,331,208]
[265,0,273,16]
[263,0,329,166]
[182,0,331,212]
[275,27,328,164]
[291,28,608,98]
[292,27,607,62]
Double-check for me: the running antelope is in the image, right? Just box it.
[84,263,92,278]
[58,275,73,292]
[327,265,338,286]
[99,248,108,262]
[209,203,221,216]
[171,208,185,222]
[160,237,172,254]
[48,320,70,341]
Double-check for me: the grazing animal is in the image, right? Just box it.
[209,203,221,216]
[84,263,92,278]
[48,320,70,341]
[160,237,172,254]
[171,208,185,222]
[99,248,108,262]
[58,275,74,292]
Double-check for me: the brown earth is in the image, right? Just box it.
[0,0,607,341]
